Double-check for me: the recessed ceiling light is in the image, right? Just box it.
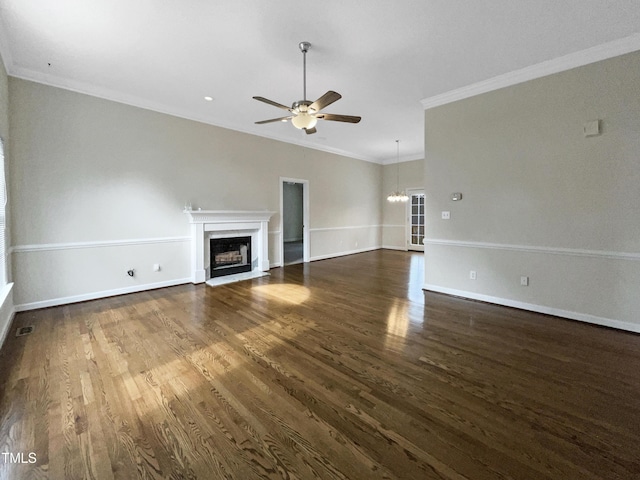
[204,96,213,101]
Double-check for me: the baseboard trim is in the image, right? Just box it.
[423,283,640,334]
[0,283,16,350]
[273,246,390,266]
[310,246,380,262]
[0,307,15,351]
[381,245,408,251]
[14,278,192,312]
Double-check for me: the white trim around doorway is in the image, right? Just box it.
[279,177,310,265]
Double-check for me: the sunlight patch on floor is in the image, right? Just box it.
[250,284,311,305]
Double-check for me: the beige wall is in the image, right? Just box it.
[424,50,640,331]
[381,159,424,249]
[9,78,383,308]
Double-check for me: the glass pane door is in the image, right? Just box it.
[409,193,424,249]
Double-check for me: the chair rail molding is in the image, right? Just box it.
[11,236,191,253]
[422,238,640,261]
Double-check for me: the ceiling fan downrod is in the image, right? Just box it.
[299,41,311,102]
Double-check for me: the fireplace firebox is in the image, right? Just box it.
[210,236,252,278]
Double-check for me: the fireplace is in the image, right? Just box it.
[210,236,252,278]
[184,210,275,284]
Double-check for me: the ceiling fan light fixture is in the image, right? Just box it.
[253,41,361,133]
[291,113,317,130]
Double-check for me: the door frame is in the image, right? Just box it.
[279,177,310,265]
[406,187,425,252]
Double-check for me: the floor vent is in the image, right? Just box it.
[16,326,34,337]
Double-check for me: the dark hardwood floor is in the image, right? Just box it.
[1,250,639,479]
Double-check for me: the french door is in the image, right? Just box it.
[407,189,425,251]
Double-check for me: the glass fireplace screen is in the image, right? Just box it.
[210,236,252,278]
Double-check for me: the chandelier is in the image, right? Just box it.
[387,140,408,202]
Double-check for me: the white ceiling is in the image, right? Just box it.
[0,1,639,163]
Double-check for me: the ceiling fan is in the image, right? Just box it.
[253,42,361,135]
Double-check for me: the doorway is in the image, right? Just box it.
[406,188,425,252]
[280,178,310,265]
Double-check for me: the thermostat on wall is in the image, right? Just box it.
[451,192,463,201]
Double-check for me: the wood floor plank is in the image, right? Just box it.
[1,250,639,479]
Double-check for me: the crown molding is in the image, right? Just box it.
[7,64,381,164]
[421,33,640,110]
[380,153,424,166]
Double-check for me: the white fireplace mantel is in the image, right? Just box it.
[184,210,275,283]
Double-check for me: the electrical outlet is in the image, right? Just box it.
[441,211,450,220]
[520,276,529,286]
[470,270,477,280]
[153,264,161,272]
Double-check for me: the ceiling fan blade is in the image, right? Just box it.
[255,116,293,124]
[304,127,317,135]
[316,113,361,124]
[309,91,342,112]
[253,96,292,111]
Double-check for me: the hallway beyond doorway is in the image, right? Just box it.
[283,240,304,265]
